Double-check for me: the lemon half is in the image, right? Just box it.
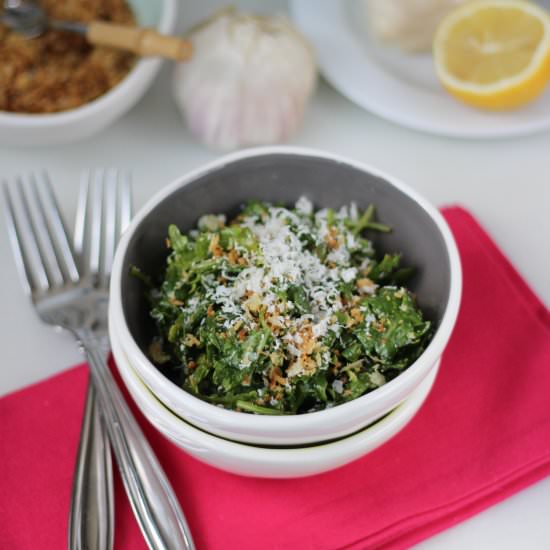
[434,0,550,110]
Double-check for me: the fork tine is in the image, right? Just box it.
[102,169,118,283]
[88,170,104,278]
[76,169,132,285]
[3,183,35,296]
[74,171,89,259]
[118,172,132,236]
[24,174,66,288]
[35,172,80,284]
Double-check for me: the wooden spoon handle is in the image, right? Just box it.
[87,22,192,61]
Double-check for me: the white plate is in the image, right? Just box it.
[290,0,550,139]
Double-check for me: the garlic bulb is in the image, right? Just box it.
[173,9,317,151]
[363,0,469,52]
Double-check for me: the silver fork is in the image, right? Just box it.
[69,170,128,550]
[4,172,114,550]
[3,171,195,550]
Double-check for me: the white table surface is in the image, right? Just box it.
[1,1,549,548]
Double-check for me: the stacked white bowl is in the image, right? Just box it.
[109,147,462,478]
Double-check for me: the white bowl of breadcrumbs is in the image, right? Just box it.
[0,0,177,146]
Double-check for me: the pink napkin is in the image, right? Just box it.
[1,207,550,550]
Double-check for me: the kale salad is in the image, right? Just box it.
[144,197,433,415]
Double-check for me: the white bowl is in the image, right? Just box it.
[111,322,440,478]
[0,0,177,146]
[110,146,462,446]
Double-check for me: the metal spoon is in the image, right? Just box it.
[1,0,192,61]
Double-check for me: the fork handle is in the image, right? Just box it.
[69,384,114,550]
[79,339,195,550]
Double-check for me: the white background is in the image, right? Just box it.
[0,1,549,548]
